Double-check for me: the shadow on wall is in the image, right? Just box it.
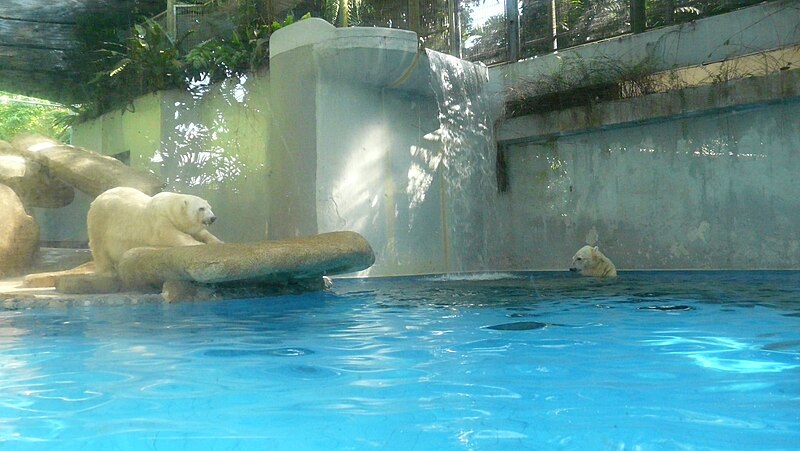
[150,75,271,243]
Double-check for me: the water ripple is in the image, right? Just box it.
[1,272,798,448]
[203,347,315,358]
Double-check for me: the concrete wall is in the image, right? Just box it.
[496,93,800,270]
[62,74,272,244]
[266,19,496,276]
[490,1,800,270]
[312,77,454,275]
[155,77,272,243]
[489,0,800,95]
[59,2,800,273]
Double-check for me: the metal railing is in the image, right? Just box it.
[348,0,776,64]
[155,0,779,65]
[459,0,776,64]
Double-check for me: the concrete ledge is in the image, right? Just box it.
[498,69,800,145]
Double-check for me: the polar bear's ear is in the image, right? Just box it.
[591,246,599,253]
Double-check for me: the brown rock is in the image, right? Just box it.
[161,279,201,302]
[11,134,163,198]
[160,277,328,302]
[55,272,121,294]
[0,139,74,208]
[118,231,376,291]
[23,261,96,288]
[0,183,39,277]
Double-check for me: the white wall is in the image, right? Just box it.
[266,19,494,276]
[313,78,450,275]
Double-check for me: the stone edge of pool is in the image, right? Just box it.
[0,277,165,308]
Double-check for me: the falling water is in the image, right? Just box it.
[425,49,499,272]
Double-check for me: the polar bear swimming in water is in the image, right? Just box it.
[569,245,617,278]
[87,187,222,273]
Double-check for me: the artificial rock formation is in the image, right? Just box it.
[54,231,376,302]
[12,134,163,198]
[0,139,74,208]
[23,261,95,288]
[0,183,39,277]
[56,272,121,295]
[118,231,375,289]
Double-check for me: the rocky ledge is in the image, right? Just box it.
[2,232,375,306]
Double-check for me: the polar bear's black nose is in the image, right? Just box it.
[206,216,216,225]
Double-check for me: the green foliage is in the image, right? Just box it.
[79,7,310,122]
[184,32,250,83]
[183,11,308,85]
[645,0,766,29]
[85,18,187,119]
[0,94,72,142]
[562,0,587,33]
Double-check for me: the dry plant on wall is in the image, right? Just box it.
[504,41,800,117]
[646,1,800,89]
[504,1,800,118]
[502,54,666,117]
[690,45,799,86]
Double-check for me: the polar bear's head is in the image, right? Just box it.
[155,192,217,233]
[569,245,617,277]
[182,195,217,227]
[569,245,595,273]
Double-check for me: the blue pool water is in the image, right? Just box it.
[1,271,799,450]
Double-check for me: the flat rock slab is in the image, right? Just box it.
[118,231,376,290]
[24,261,95,288]
[2,231,373,305]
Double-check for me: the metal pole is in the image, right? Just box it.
[505,0,519,62]
[631,0,646,33]
[409,0,421,34]
[665,0,675,24]
[451,0,462,58]
[166,0,176,40]
[549,0,558,51]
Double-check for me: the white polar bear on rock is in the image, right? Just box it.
[569,245,617,278]
[88,187,222,273]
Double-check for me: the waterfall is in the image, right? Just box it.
[425,49,499,272]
